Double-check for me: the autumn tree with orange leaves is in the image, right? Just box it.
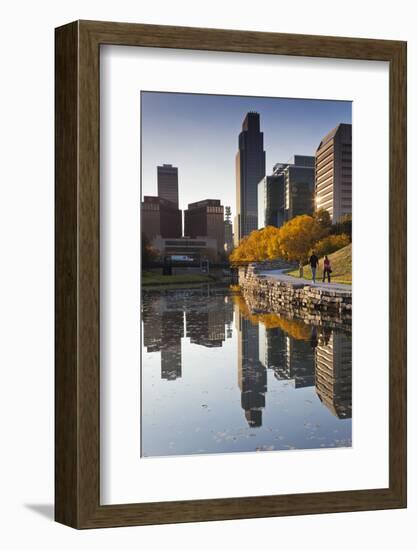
[278,215,326,264]
[230,214,329,269]
[229,225,281,263]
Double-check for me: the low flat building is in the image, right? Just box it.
[151,235,219,263]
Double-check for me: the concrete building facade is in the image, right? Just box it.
[315,123,352,222]
[235,112,266,244]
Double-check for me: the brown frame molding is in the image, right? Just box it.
[55,20,407,529]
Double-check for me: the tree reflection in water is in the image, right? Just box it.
[141,284,352,457]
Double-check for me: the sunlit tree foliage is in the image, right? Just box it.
[312,233,350,258]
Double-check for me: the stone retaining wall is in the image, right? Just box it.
[239,259,296,272]
[238,263,352,322]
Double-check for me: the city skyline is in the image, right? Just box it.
[141,91,352,220]
[141,91,353,459]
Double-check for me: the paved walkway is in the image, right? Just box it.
[259,269,352,292]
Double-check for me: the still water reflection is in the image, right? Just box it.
[141,284,352,457]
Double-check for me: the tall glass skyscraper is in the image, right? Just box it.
[235,112,265,244]
[257,174,285,229]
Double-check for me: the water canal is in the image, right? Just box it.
[141,284,352,457]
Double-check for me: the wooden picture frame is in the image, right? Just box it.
[55,20,407,528]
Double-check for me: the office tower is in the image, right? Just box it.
[184,199,225,255]
[157,164,179,207]
[272,155,315,222]
[314,329,352,418]
[141,196,182,242]
[235,112,266,244]
[315,123,352,222]
[257,174,285,229]
[224,206,234,253]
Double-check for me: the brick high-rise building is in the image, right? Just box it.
[184,199,225,255]
[157,164,179,207]
[315,124,352,222]
[235,112,265,244]
[141,196,182,242]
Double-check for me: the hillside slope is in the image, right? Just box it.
[288,243,352,284]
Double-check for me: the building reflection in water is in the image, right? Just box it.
[142,287,352,424]
[314,328,352,419]
[234,298,351,428]
[186,287,233,348]
[258,323,315,388]
[160,309,183,380]
[238,306,315,428]
[142,292,184,380]
[236,314,267,427]
[142,286,233,380]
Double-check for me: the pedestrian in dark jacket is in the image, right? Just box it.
[309,252,319,284]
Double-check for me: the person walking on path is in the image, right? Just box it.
[322,255,332,283]
[309,251,319,284]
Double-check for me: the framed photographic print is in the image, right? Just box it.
[55,20,407,528]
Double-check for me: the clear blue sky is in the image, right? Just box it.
[141,91,352,218]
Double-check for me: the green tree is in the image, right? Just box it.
[314,208,332,233]
[331,213,352,238]
[312,233,350,257]
[141,233,158,268]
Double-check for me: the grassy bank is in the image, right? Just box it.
[142,271,215,287]
[287,244,352,285]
